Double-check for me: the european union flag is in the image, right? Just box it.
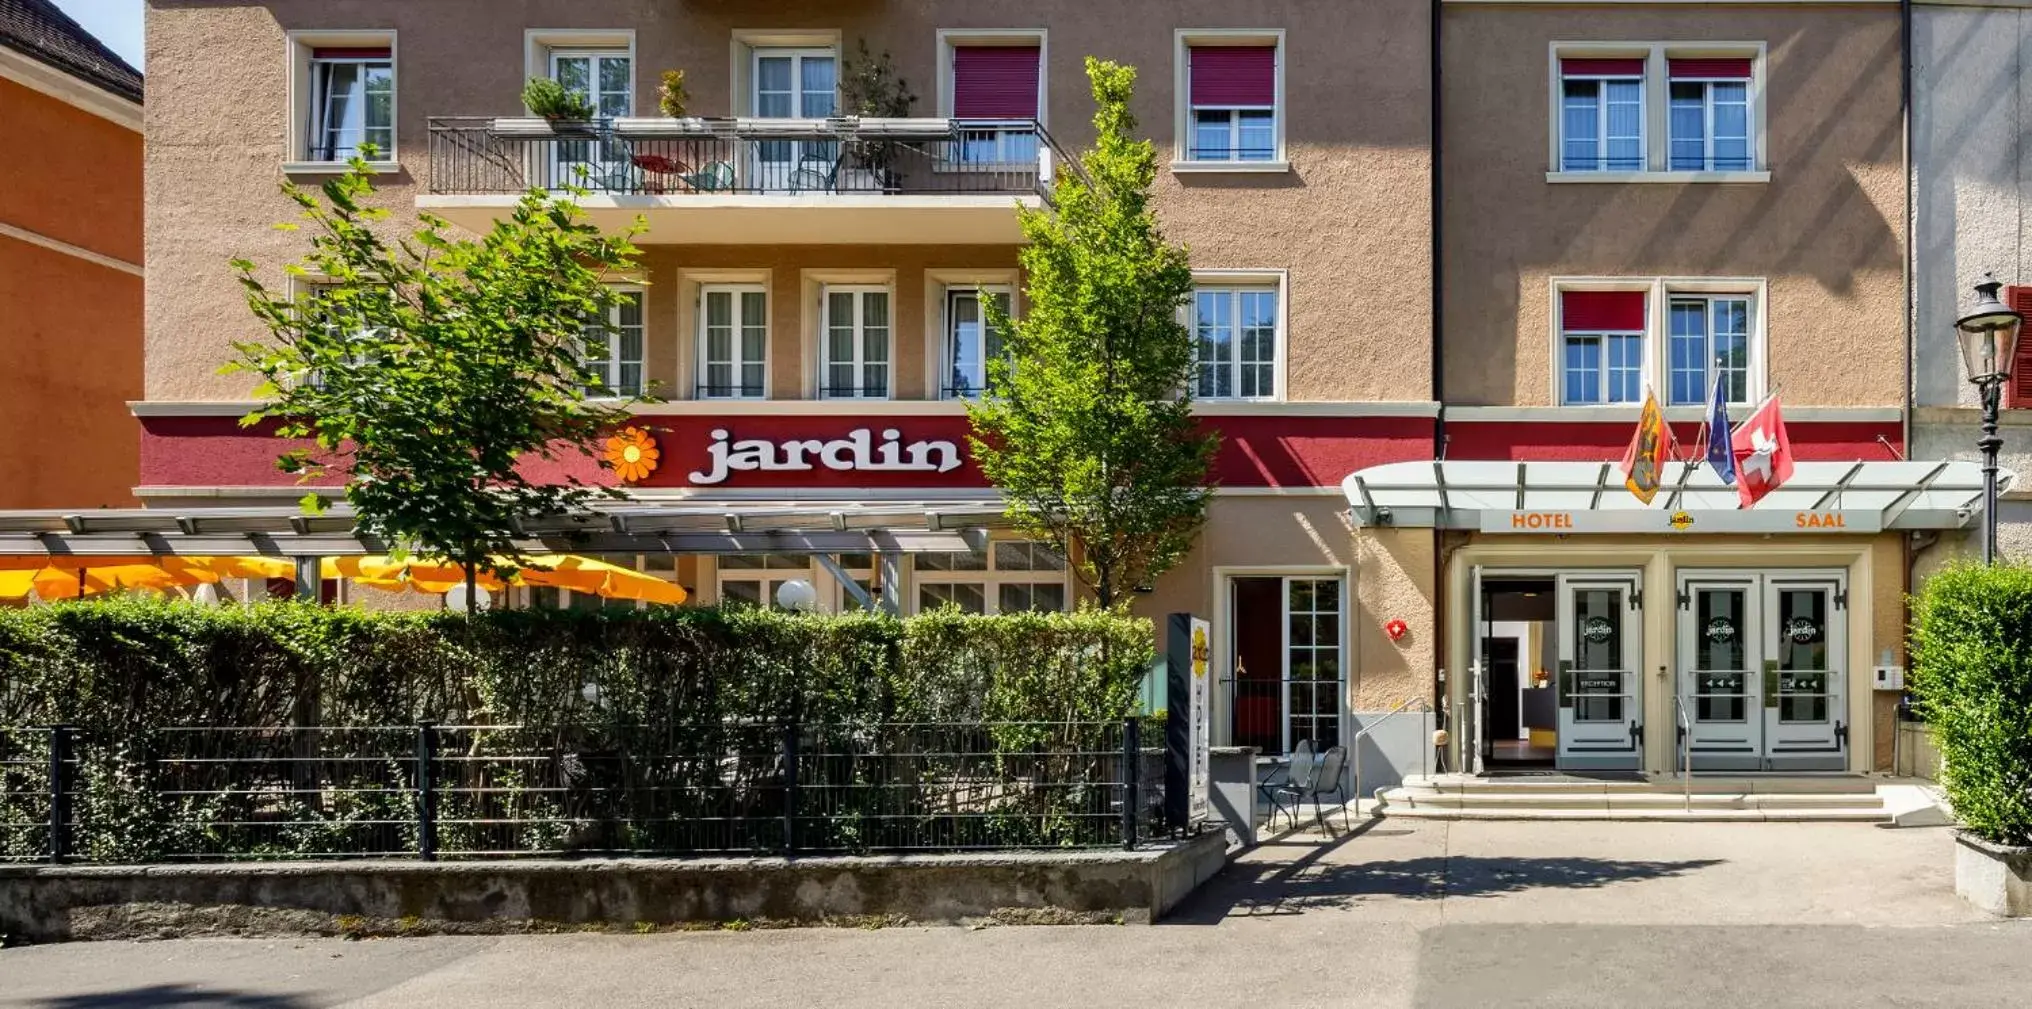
[1706,373,1737,485]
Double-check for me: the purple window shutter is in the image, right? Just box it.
[953,46,1041,120]
[1190,46,1276,107]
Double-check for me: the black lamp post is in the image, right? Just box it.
[1953,274,2024,565]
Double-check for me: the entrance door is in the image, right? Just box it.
[1225,575,1345,755]
[1467,565,1485,774]
[1677,575,1762,770]
[1555,573,1642,769]
[1763,576,1846,770]
[753,49,838,191]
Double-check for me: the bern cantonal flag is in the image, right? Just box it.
[1730,396,1795,508]
[1619,389,1672,505]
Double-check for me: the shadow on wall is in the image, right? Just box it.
[31,985,313,1009]
[1171,827,1723,922]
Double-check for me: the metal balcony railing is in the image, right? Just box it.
[427,117,1079,199]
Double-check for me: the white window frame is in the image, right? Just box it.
[1188,270,1287,402]
[1546,41,1768,184]
[714,554,816,610]
[1550,278,1768,408]
[818,284,894,400]
[1667,75,1754,173]
[547,47,635,119]
[583,287,646,399]
[1172,29,1287,173]
[941,284,1014,400]
[1557,72,1644,174]
[910,540,1072,616]
[697,284,769,400]
[937,30,1047,168]
[1665,292,1757,407]
[283,30,399,173]
[525,29,636,110]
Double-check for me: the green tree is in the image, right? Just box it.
[225,156,646,591]
[967,58,1217,608]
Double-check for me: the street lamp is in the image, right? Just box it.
[1954,274,2024,565]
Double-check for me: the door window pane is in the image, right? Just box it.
[1776,588,1830,722]
[920,582,986,614]
[1694,588,1749,721]
[1571,587,1624,722]
[1286,578,1342,748]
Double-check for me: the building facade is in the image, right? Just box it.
[137,2,1438,777]
[0,0,143,509]
[1912,0,2032,570]
[125,1,2008,789]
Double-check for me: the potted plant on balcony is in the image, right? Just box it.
[839,40,918,193]
[523,76,597,132]
[657,69,689,119]
[1910,562,2032,917]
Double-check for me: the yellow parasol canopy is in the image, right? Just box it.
[0,556,297,601]
[322,555,686,605]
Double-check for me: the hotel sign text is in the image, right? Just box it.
[1480,510,1882,535]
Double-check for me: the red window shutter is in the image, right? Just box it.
[1561,291,1647,332]
[312,47,391,60]
[1668,58,1752,80]
[952,45,1040,120]
[2007,286,2032,408]
[1190,46,1276,107]
[1561,58,1645,77]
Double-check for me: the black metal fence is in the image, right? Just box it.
[1,721,1169,863]
[427,117,1076,198]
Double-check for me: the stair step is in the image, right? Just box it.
[1374,804,1893,823]
[1380,790,1883,811]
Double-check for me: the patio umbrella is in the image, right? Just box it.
[321,555,685,605]
[0,556,297,601]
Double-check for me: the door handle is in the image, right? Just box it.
[1835,721,1848,746]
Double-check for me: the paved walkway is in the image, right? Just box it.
[4,820,2027,1008]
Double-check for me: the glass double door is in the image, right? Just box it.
[1677,572,1846,771]
[1467,569,1642,772]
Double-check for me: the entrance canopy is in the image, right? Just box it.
[1342,460,2009,533]
[0,500,1002,558]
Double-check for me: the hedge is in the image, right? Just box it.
[0,598,1152,731]
[1909,562,2032,847]
[0,599,1155,860]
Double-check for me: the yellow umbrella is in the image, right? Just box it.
[321,557,512,596]
[0,556,298,601]
[516,555,688,605]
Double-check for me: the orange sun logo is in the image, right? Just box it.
[604,427,660,483]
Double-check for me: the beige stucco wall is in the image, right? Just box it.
[145,0,1431,403]
[1440,4,1905,408]
[1132,497,1434,719]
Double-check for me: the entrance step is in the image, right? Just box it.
[1377,775,1894,822]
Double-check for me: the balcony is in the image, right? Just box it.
[422,117,1070,245]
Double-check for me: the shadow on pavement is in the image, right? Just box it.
[31,984,311,1008]
[1168,820,1724,923]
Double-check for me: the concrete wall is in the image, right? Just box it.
[144,0,1432,404]
[0,833,1230,941]
[1912,3,2032,567]
[0,75,142,508]
[1441,3,1906,408]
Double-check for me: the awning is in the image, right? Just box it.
[0,500,1006,558]
[1341,460,2010,533]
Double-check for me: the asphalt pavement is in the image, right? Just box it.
[4,819,2027,1008]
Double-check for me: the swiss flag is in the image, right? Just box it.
[1730,396,1795,508]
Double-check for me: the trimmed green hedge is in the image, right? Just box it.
[0,598,1151,730]
[1909,563,2032,847]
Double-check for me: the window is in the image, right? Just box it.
[943,287,1011,399]
[913,541,1069,615]
[1555,283,1763,407]
[949,43,1041,165]
[699,286,768,399]
[1668,60,1753,171]
[754,48,838,189]
[1184,43,1278,162]
[1559,59,1644,172]
[1549,45,1765,179]
[1667,296,1751,405]
[583,289,644,398]
[1559,290,1646,405]
[550,48,632,118]
[288,33,396,167]
[821,287,891,399]
[2007,287,2032,408]
[832,553,878,612]
[718,554,811,609]
[1192,285,1280,400]
[296,280,383,389]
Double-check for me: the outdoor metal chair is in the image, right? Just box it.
[1261,738,1316,829]
[680,160,736,192]
[1272,744,1351,832]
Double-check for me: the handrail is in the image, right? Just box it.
[1670,693,1693,812]
[1352,696,1434,810]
